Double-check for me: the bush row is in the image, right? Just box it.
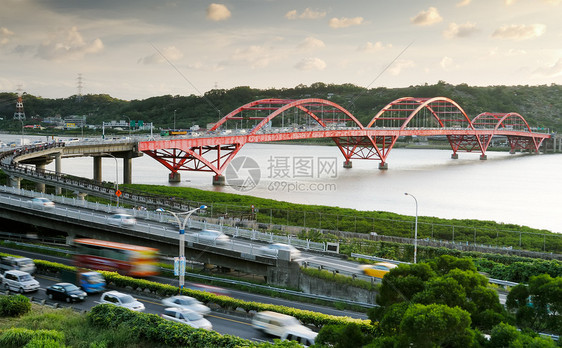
[0,327,64,348]
[0,294,31,317]
[33,259,374,332]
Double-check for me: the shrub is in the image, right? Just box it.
[0,294,32,317]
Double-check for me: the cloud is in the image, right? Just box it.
[440,56,454,70]
[329,17,364,29]
[443,22,479,39]
[492,24,546,40]
[543,0,561,4]
[294,57,327,71]
[358,41,392,52]
[0,27,14,46]
[411,7,443,26]
[298,37,325,50]
[504,0,515,4]
[36,26,103,61]
[533,58,562,77]
[388,59,414,75]
[139,46,183,65]
[230,45,279,68]
[457,0,471,6]
[206,3,231,21]
[286,8,326,20]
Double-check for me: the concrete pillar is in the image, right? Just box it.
[10,176,21,189]
[213,175,225,186]
[169,171,181,182]
[55,153,62,195]
[75,192,87,200]
[451,153,458,159]
[343,160,352,168]
[378,162,388,170]
[35,163,46,193]
[480,154,487,160]
[123,154,132,184]
[93,156,102,183]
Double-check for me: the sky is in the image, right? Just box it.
[1,0,562,101]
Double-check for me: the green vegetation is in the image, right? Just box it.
[1,82,561,131]
[123,183,562,254]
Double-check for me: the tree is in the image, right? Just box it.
[397,303,476,347]
[315,323,372,348]
[506,274,562,335]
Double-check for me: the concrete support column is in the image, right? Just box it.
[93,156,102,183]
[10,176,21,189]
[480,154,487,160]
[169,171,181,183]
[212,174,225,186]
[378,162,388,170]
[35,162,46,193]
[451,153,458,159]
[55,153,62,195]
[123,155,132,184]
[343,160,352,168]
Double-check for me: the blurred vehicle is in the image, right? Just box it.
[359,261,398,279]
[108,213,137,226]
[46,282,87,302]
[1,270,40,293]
[251,311,301,337]
[100,291,145,312]
[188,282,230,297]
[280,325,318,347]
[0,256,36,274]
[258,243,301,260]
[192,229,230,245]
[73,238,159,277]
[60,269,105,293]
[30,197,55,208]
[160,307,212,330]
[161,295,210,315]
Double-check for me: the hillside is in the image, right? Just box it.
[1,81,561,132]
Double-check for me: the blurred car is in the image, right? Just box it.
[258,243,301,260]
[1,270,40,293]
[99,290,145,311]
[160,307,212,330]
[107,213,137,226]
[192,229,230,245]
[30,197,55,208]
[161,295,210,315]
[46,282,87,303]
[359,262,398,279]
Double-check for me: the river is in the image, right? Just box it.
[2,134,561,233]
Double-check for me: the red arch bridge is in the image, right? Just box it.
[138,97,551,185]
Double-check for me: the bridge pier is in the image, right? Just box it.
[480,154,487,160]
[55,153,62,195]
[378,162,388,170]
[451,153,458,159]
[35,163,46,193]
[168,172,181,183]
[213,175,226,186]
[93,156,102,183]
[343,160,352,168]
[9,176,21,189]
[123,155,132,185]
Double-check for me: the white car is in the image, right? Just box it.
[99,291,145,312]
[108,213,137,226]
[161,295,210,315]
[160,307,212,330]
[258,243,301,260]
[30,197,55,208]
[192,230,230,245]
[1,270,40,293]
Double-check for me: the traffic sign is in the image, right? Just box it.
[115,189,122,197]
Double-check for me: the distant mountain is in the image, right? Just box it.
[1,81,560,131]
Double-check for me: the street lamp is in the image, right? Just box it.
[167,205,207,292]
[404,192,418,264]
[173,109,177,130]
[102,153,119,207]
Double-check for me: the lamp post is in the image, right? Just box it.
[173,109,177,130]
[167,205,207,292]
[102,153,119,207]
[404,192,418,264]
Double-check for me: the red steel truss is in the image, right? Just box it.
[137,97,550,179]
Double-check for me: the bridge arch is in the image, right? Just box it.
[366,97,473,129]
[472,112,542,153]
